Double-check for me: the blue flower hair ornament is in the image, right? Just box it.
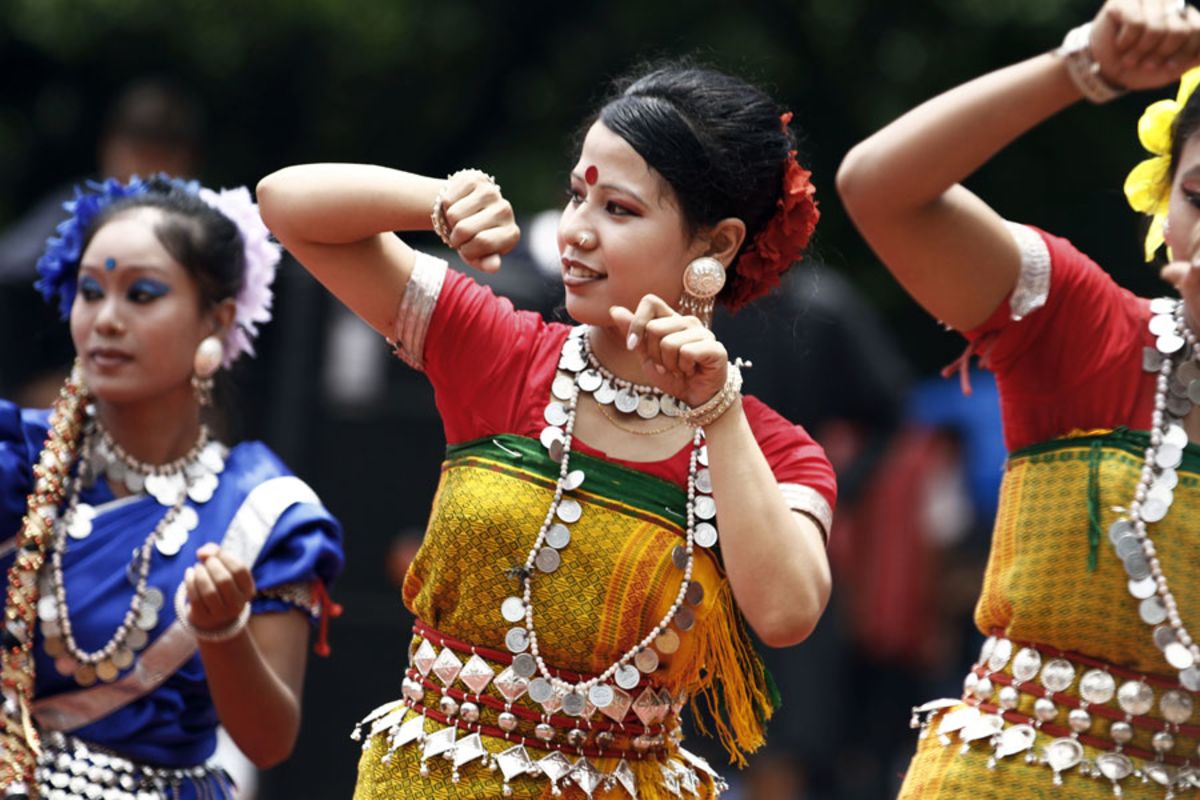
[34,174,280,368]
[36,176,173,318]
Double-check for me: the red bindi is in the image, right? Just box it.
[584,165,598,185]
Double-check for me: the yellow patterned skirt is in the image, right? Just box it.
[353,435,774,799]
[900,430,1200,798]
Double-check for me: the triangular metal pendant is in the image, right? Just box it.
[563,757,599,798]
[421,725,456,760]
[537,751,572,782]
[431,648,464,686]
[494,744,534,782]
[389,713,427,750]
[453,732,486,768]
[613,758,638,798]
[413,639,437,676]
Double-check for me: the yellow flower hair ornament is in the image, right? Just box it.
[1125,67,1200,262]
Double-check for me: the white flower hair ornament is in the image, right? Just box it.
[198,186,282,368]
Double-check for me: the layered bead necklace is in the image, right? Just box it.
[1112,297,1200,689]
[39,412,226,687]
[494,326,717,721]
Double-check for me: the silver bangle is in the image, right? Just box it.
[429,169,497,249]
[1057,22,1126,104]
[680,361,745,428]
[174,582,251,643]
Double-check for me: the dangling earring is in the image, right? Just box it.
[678,257,726,328]
[192,336,223,407]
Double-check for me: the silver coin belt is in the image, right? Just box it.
[503,326,718,720]
[354,627,725,798]
[38,418,227,688]
[35,731,233,800]
[912,635,1200,797]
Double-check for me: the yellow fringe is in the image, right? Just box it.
[659,579,773,767]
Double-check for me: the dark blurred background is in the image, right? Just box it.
[0,1,1174,797]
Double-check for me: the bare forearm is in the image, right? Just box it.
[836,52,1081,330]
[257,163,443,245]
[839,53,1079,216]
[704,401,831,647]
[199,623,305,768]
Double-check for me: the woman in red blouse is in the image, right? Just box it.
[259,62,834,798]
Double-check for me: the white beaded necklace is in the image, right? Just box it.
[496,326,716,720]
[1113,297,1200,689]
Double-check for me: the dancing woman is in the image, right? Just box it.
[838,1,1200,796]
[0,176,344,799]
[259,63,835,798]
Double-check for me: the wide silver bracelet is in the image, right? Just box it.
[430,168,497,249]
[681,361,745,428]
[174,583,251,643]
[1057,22,1126,104]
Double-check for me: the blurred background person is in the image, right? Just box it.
[0,77,204,407]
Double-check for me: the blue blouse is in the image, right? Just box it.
[0,400,344,767]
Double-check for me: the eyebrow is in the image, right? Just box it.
[78,262,171,277]
[570,172,649,207]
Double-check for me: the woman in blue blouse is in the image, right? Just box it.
[0,176,343,800]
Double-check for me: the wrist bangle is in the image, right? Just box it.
[175,583,251,643]
[430,169,497,249]
[1057,22,1126,104]
[680,360,746,429]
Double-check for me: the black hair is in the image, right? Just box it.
[84,177,244,309]
[588,60,795,304]
[1170,88,1200,183]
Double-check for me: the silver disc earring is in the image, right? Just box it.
[679,257,726,327]
[192,336,223,406]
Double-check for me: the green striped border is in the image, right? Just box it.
[1010,427,1200,474]
[445,434,688,526]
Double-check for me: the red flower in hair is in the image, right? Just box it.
[726,115,819,310]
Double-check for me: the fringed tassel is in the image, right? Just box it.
[311,579,343,657]
[661,579,775,767]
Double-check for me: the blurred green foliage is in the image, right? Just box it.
[0,0,1170,369]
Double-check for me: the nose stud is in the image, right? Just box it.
[576,232,594,248]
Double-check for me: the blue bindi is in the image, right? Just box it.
[104,257,117,272]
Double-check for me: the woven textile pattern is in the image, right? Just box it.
[354,437,769,798]
[901,431,1200,798]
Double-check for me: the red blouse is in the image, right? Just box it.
[967,226,1157,453]
[421,269,837,513]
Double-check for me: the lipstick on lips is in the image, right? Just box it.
[561,258,605,288]
[88,347,133,369]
